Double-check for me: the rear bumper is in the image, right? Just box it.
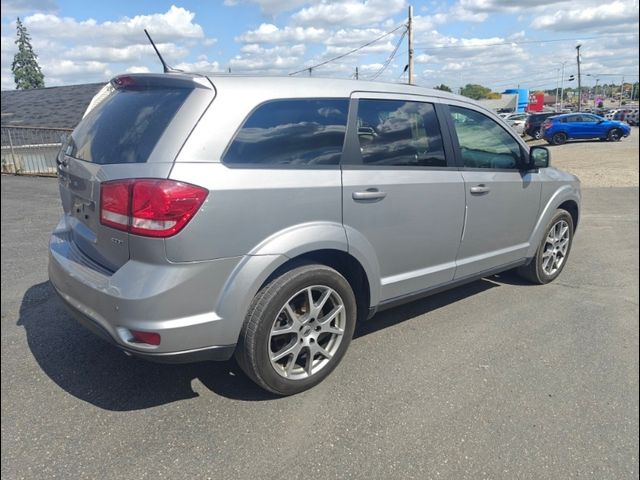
[48,218,243,363]
[54,287,235,362]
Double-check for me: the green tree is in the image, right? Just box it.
[434,84,452,92]
[11,17,45,90]
[460,83,494,100]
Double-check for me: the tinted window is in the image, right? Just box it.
[70,87,190,164]
[356,99,446,167]
[224,99,348,166]
[449,106,522,169]
[580,114,600,123]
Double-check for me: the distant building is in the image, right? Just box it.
[1,83,105,129]
[477,93,518,112]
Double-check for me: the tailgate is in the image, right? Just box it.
[56,73,215,271]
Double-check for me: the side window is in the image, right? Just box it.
[581,115,599,123]
[356,99,447,167]
[449,106,522,169]
[223,99,348,166]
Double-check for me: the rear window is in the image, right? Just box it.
[223,98,348,166]
[68,87,190,164]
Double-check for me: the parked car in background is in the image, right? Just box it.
[525,112,560,139]
[499,112,528,123]
[542,113,631,145]
[508,117,527,136]
[49,73,581,395]
[624,109,639,126]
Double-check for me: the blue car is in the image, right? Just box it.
[542,113,631,145]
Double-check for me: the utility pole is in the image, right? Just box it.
[355,66,359,80]
[594,78,600,107]
[576,44,582,111]
[407,5,413,85]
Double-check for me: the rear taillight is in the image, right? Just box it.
[542,119,552,129]
[100,179,207,238]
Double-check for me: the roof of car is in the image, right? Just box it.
[202,73,464,101]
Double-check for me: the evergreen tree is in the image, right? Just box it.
[11,18,45,90]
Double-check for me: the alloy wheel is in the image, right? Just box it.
[268,286,346,380]
[541,220,570,276]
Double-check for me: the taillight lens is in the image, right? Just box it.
[542,119,552,129]
[130,330,161,346]
[100,179,207,238]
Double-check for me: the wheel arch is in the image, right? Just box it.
[526,185,581,258]
[215,222,379,346]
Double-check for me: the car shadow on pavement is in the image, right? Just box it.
[354,278,499,338]
[19,278,503,410]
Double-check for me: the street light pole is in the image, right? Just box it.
[576,44,582,111]
[559,62,566,111]
[619,75,624,108]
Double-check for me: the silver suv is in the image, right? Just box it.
[49,74,581,395]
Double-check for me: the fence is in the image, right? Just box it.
[1,126,72,176]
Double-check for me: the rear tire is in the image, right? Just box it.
[551,132,567,145]
[235,264,357,395]
[517,209,574,284]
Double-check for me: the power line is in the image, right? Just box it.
[288,23,406,76]
[369,28,408,81]
[415,32,639,52]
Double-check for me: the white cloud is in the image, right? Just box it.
[173,58,223,73]
[125,65,151,73]
[1,6,214,88]
[237,23,326,44]
[230,44,305,72]
[293,0,405,26]
[23,6,204,46]
[531,1,639,31]
[223,0,310,15]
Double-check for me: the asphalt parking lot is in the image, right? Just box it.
[1,135,638,479]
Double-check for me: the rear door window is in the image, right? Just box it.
[69,87,190,164]
[223,99,348,166]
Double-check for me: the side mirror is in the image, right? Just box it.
[529,146,550,169]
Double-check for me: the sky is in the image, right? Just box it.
[1,0,639,92]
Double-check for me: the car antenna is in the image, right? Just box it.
[144,29,182,73]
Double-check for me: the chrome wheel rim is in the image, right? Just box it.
[268,286,346,380]
[541,220,570,276]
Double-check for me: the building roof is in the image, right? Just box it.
[1,83,105,129]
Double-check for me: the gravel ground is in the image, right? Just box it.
[529,126,639,188]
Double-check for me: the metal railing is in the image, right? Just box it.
[1,126,72,176]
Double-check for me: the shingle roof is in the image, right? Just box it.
[1,83,105,129]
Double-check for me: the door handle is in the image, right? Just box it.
[352,189,387,201]
[470,184,490,195]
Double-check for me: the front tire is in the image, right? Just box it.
[607,128,623,141]
[517,209,574,284]
[235,264,357,395]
